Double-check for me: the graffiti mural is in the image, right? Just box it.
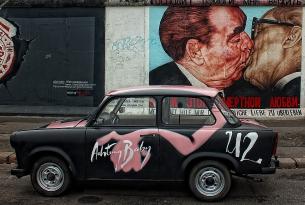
[106,0,304,6]
[149,6,303,111]
[0,17,28,85]
[243,7,302,106]
[0,17,16,83]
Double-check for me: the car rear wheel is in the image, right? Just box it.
[31,156,71,196]
[189,160,231,201]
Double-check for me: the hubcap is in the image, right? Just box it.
[195,167,225,197]
[36,162,64,192]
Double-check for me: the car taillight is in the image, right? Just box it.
[272,133,279,156]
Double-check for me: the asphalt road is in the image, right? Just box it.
[1,164,305,205]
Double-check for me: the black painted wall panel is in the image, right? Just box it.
[0,8,105,107]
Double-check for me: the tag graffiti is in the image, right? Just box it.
[225,131,262,164]
[91,140,152,172]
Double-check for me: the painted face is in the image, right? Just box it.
[200,7,253,90]
[244,13,296,90]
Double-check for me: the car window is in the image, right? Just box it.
[214,95,240,125]
[95,97,156,126]
[162,97,215,125]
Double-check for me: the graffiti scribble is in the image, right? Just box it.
[110,36,145,65]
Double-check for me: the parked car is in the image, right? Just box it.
[10,86,278,201]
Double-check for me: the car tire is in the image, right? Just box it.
[31,156,72,196]
[189,160,231,202]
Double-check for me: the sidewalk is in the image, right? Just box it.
[0,116,305,169]
[276,147,305,168]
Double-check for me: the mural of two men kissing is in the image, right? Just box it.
[149,6,302,109]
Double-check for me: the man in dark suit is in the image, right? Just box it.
[150,62,191,85]
[150,6,254,91]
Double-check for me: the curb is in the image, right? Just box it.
[0,152,15,164]
[278,158,296,169]
[1,152,305,169]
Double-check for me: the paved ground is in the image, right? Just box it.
[1,164,305,205]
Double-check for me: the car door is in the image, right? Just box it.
[158,96,219,180]
[85,96,160,180]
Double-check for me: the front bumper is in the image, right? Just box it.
[261,158,279,174]
[11,168,27,178]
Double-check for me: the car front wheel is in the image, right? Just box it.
[31,156,71,196]
[189,160,231,201]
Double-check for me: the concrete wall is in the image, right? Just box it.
[105,7,149,92]
[0,8,105,113]
[0,1,304,118]
[105,6,305,119]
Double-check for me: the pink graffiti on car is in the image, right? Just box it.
[91,105,227,172]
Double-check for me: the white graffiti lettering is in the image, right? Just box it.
[226,131,262,164]
[121,140,134,169]
[90,140,152,172]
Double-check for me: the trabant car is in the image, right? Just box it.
[10,86,278,201]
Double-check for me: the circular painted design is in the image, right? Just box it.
[0,18,16,82]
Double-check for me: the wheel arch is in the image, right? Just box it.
[183,152,240,178]
[26,146,77,177]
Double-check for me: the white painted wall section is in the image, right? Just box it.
[105,6,147,93]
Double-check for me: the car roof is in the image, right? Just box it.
[107,86,219,97]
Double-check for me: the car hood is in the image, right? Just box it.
[46,119,87,128]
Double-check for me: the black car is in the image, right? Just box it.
[10,86,278,201]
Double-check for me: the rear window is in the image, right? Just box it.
[215,95,239,125]
[162,96,215,125]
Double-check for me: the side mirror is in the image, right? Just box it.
[119,107,125,113]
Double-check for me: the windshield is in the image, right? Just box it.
[215,94,240,125]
